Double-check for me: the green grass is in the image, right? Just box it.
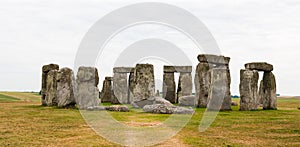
[0,93,20,102]
[0,92,299,146]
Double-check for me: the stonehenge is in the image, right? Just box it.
[41,55,278,113]
[162,66,192,103]
[239,62,277,110]
[195,54,231,110]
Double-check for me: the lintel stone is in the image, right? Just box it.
[113,67,134,73]
[245,62,273,72]
[163,66,192,73]
[197,54,230,65]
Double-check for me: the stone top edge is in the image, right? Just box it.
[197,54,230,64]
[244,62,273,72]
[113,67,134,73]
[163,66,192,73]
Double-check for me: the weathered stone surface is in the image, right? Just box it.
[113,67,134,73]
[75,67,100,109]
[208,68,231,111]
[143,104,194,114]
[41,64,59,106]
[197,54,230,65]
[163,72,176,103]
[106,105,129,112]
[56,68,76,108]
[196,63,211,108]
[128,72,135,104]
[178,95,197,107]
[45,70,58,106]
[100,77,115,103]
[42,64,59,73]
[163,66,176,73]
[177,72,192,102]
[132,97,172,108]
[113,73,128,104]
[163,66,192,73]
[262,72,277,110]
[132,64,155,101]
[239,69,259,111]
[245,62,273,72]
[258,80,264,105]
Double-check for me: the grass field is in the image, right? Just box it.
[0,92,299,146]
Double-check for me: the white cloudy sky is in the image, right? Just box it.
[0,0,300,96]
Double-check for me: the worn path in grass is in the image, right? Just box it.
[0,92,299,146]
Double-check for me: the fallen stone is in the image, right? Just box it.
[245,62,273,72]
[174,107,194,114]
[143,104,194,114]
[178,95,197,107]
[87,106,106,111]
[132,97,172,108]
[231,101,238,106]
[56,67,76,108]
[106,105,129,112]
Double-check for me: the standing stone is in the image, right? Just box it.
[45,70,58,106]
[196,62,211,108]
[163,72,176,103]
[132,64,155,101]
[56,67,76,108]
[176,72,192,103]
[258,80,264,106]
[239,69,259,111]
[262,72,277,110]
[75,67,100,109]
[208,68,231,111]
[100,77,115,103]
[155,90,160,97]
[113,73,128,104]
[41,64,59,105]
[128,71,135,104]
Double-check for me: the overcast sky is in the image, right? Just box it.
[0,0,300,96]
